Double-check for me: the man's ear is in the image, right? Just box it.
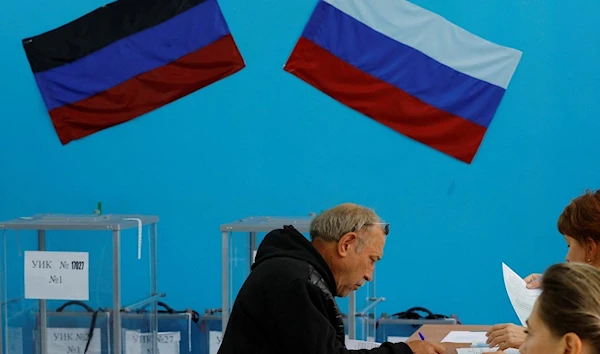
[561,332,583,354]
[337,232,358,257]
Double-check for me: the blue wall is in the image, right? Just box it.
[2,0,600,327]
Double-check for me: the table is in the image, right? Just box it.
[406,325,491,354]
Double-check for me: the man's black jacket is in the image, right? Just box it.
[217,225,413,354]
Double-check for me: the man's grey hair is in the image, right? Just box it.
[309,203,383,243]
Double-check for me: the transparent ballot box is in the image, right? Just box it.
[196,312,222,354]
[220,215,386,341]
[354,276,385,342]
[38,302,112,354]
[120,302,198,354]
[0,213,161,354]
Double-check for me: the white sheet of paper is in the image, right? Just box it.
[47,328,101,354]
[440,331,488,343]
[24,251,89,300]
[502,262,542,326]
[346,339,381,350]
[387,336,409,343]
[124,330,181,354]
[457,348,520,354]
[209,331,223,354]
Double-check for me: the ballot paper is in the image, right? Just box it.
[502,262,542,326]
[440,331,488,343]
[457,348,520,354]
[346,339,381,350]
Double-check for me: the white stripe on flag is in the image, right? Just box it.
[323,0,522,89]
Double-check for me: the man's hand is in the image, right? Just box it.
[486,323,526,350]
[405,340,445,354]
[524,273,542,289]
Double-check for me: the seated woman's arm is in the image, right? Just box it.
[486,272,541,349]
[486,323,527,350]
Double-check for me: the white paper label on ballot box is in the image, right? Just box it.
[209,331,222,354]
[47,327,101,354]
[24,251,89,301]
[124,330,181,354]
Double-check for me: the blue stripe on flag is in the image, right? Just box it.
[302,1,506,128]
[35,0,230,111]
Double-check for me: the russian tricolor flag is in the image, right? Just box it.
[23,0,245,145]
[284,0,522,163]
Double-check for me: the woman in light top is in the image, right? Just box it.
[486,189,600,350]
[495,262,600,354]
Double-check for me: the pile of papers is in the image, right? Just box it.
[441,331,520,353]
[441,330,488,345]
[456,348,520,354]
[345,339,381,350]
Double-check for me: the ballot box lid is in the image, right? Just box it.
[0,213,159,231]
[220,215,315,233]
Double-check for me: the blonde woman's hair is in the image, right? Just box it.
[538,262,600,350]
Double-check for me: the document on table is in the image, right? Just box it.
[346,339,381,350]
[441,331,488,343]
[457,348,520,354]
[502,262,542,326]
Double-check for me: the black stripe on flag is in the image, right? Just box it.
[22,0,207,73]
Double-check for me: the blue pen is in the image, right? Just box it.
[418,332,425,340]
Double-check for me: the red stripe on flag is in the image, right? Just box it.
[284,38,487,163]
[49,34,245,145]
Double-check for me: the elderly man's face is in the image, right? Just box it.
[335,225,386,297]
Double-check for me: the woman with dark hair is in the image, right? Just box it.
[486,189,600,350]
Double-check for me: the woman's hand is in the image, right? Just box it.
[486,323,526,350]
[524,273,542,289]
